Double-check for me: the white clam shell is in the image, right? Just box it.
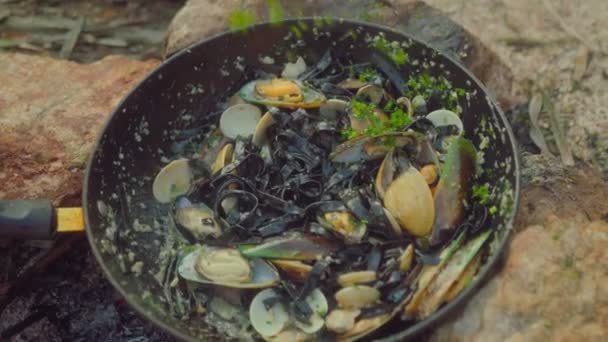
[250,288,290,337]
[426,109,464,134]
[220,103,262,139]
[152,158,192,203]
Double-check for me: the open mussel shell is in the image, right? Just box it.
[178,246,279,288]
[271,260,313,282]
[414,230,491,319]
[219,103,262,140]
[431,136,476,245]
[240,78,326,108]
[330,131,421,164]
[404,231,466,317]
[174,198,222,240]
[152,158,193,203]
[383,162,435,237]
[238,232,339,261]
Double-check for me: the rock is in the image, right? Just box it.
[429,166,608,342]
[164,0,515,109]
[0,53,158,205]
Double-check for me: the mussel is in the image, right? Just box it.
[240,79,326,108]
[238,232,339,261]
[174,198,221,240]
[178,246,279,288]
[330,131,421,164]
[430,136,476,245]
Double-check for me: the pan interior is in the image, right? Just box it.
[84,19,519,342]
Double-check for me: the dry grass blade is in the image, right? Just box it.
[528,93,552,155]
[572,46,590,81]
[544,94,575,166]
[59,16,84,59]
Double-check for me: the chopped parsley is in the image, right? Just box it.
[358,68,380,83]
[472,184,491,205]
[341,99,413,140]
[404,72,466,112]
[370,35,409,66]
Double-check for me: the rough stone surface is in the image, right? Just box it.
[164,0,516,109]
[0,53,158,205]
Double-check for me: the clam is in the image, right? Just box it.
[330,131,420,164]
[335,285,381,310]
[271,260,313,282]
[317,211,367,244]
[178,246,279,288]
[174,198,221,240]
[210,143,234,175]
[152,158,193,203]
[240,79,326,108]
[319,99,348,120]
[219,103,262,139]
[426,109,464,135]
[250,288,290,337]
[356,84,384,104]
[238,232,339,261]
[326,309,361,334]
[295,288,329,333]
[337,271,377,287]
[381,154,435,237]
[430,136,476,245]
[252,112,275,147]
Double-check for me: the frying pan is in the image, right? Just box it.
[0,19,520,341]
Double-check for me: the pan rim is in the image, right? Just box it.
[83,17,521,342]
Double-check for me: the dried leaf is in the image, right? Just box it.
[59,17,85,59]
[528,93,552,155]
[572,46,590,81]
[545,95,575,166]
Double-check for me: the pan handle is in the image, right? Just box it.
[0,200,85,240]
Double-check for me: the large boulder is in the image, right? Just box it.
[0,53,158,205]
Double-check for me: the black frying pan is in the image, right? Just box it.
[0,19,520,341]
